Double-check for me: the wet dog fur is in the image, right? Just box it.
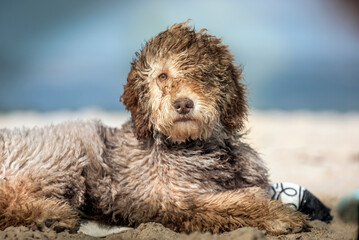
[0,22,306,235]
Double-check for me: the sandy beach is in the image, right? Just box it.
[0,109,358,239]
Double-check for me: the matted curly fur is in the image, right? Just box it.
[0,22,306,235]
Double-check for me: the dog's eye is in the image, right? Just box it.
[158,73,168,81]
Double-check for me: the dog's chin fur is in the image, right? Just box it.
[154,115,218,143]
[167,121,204,143]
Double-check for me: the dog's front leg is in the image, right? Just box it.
[163,187,307,235]
[0,177,80,233]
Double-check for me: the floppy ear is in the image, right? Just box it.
[121,64,152,139]
[220,65,248,132]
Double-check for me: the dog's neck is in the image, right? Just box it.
[146,128,236,151]
[122,120,244,152]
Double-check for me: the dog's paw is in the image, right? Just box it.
[264,218,305,235]
[263,205,308,235]
[34,218,80,233]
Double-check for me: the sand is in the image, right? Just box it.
[0,198,356,239]
[0,109,358,239]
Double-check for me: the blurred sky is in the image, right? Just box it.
[0,0,359,111]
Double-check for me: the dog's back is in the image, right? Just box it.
[0,121,103,177]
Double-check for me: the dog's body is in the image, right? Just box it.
[0,22,306,235]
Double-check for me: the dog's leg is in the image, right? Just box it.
[164,187,307,235]
[0,177,80,233]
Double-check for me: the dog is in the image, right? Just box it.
[0,22,306,235]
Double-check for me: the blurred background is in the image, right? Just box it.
[1,0,359,112]
[0,2,358,228]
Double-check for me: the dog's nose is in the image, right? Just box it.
[173,98,194,115]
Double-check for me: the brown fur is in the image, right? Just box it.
[0,22,306,235]
[0,176,79,232]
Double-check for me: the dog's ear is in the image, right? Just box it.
[121,64,152,140]
[220,65,248,133]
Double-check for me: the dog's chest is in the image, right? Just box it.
[118,147,221,202]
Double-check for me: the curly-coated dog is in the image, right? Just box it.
[0,22,306,235]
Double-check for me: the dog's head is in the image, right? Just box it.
[121,22,247,143]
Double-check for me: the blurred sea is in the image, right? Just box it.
[0,0,358,112]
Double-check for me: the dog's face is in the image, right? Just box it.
[122,22,247,143]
